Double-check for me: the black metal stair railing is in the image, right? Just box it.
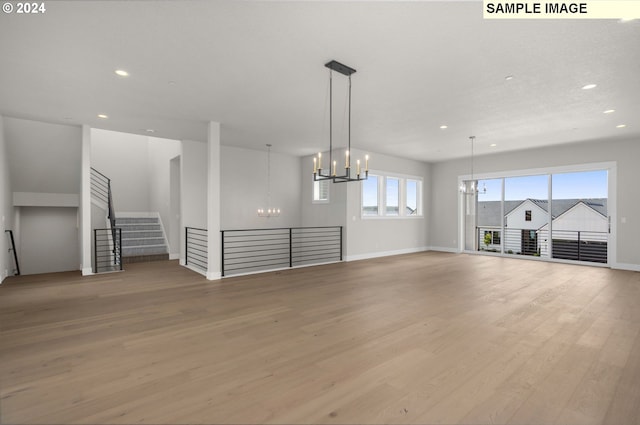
[4,229,20,276]
[94,228,122,273]
[91,167,121,273]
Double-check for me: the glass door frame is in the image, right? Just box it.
[458,161,617,267]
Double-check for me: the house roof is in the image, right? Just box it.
[478,198,607,227]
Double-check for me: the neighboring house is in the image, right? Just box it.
[477,198,608,261]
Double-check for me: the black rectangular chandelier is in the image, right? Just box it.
[313,60,369,184]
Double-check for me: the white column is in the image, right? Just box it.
[80,125,93,275]
[206,122,221,280]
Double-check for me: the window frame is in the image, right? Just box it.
[312,178,330,203]
[361,170,423,219]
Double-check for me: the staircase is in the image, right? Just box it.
[115,216,169,263]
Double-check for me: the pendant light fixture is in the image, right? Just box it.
[257,144,281,217]
[313,60,369,184]
[460,136,486,195]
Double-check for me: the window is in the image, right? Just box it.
[386,177,399,216]
[406,179,419,215]
[362,175,379,216]
[482,230,501,248]
[313,179,329,202]
[525,210,532,221]
[361,172,423,218]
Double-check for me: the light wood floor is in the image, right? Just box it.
[1,252,639,424]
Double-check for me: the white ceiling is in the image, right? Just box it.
[1,1,638,162]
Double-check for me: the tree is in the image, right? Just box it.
[484,232,492,249]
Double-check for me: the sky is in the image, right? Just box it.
[478,170,608,201]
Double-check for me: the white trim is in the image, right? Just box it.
[222,260,343,279]
[81,267,93,276]
[206,271,221,280]
[345,246,429,262]
[169,253,180,260]
[428,246,459,253]
[612,263,640,272]
[182,263,206,277]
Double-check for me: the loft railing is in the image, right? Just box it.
[221,226,342,277]
[91,167,121,272]
[94,228,122,273]
[90,167,116,233]
[185,227,208,272]
[4,230,20,276]
[477,227,607,263]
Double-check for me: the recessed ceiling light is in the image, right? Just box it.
[490,143,497,147]
[146,129,155,133]
[97,114,108,119]
[603,109,615,114]
[168,81,177,86]
[115,69,129,77]
[616,124,627,128]
[505,75,514,81]
[619,18,635,22]
[582,84,597,90]
[440,125,448,129]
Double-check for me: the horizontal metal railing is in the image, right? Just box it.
[477,227,607,263]
[185,227,208,272]
[94,228,122,273]
[221,226,342,277]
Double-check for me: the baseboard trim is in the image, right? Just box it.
[427,246,459,253]
[81,267,93,276]
[612,262,640,272]
[169,253,180,260]
[345,246,429,262]
[206,271,221,281]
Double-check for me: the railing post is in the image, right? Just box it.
[93,229,97,273]
[118,228,123,270]
[577,231,581,261]
[221,230,225,277]
[185,227,189,266]
[289,228,293,268]
[340,226,343,261]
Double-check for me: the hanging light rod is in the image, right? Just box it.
[325,60,356,76]
[314,60,369,184]
[258,144,281,217]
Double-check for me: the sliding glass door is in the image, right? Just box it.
[465,168,609,265]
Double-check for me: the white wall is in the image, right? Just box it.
[344,148,430,260]
[3,117,82,276]
[430,136,640,268]
[147,137,181,253]
[4,117,81,194]
[181,139,208,263]
[18,206,79,275]
[91,129,150,212]
[0,115,15,282]
[221,145,302,230]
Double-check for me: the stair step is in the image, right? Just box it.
[122,230,163,238]
[123,245,168,256]
[121,238,165,246]
[116,224,162,231]
[115,217,160,224]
